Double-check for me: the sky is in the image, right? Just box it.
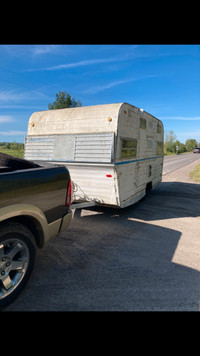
[0,44,199,144]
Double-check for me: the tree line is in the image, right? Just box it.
[0,142,24,150]
[164,130,199,154]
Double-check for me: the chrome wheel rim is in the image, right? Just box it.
[0,239,29,300]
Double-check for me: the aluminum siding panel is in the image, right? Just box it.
[74,133,113,163]
[24,136,54,160]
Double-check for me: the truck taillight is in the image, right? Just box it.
[66,179,72,206]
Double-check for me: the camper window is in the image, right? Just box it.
[121,139,137,159]
[140,118,146,129]
[157,142,163,155]
[157,123,162,134]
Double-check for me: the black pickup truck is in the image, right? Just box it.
[0,153,72,308]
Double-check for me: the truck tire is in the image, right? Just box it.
[0,222,36,308]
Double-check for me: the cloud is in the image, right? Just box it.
[0,116,15,123]
[0,105,36,109]
[26,47,140,72]
[0,90,47,105]
[27,56,126,72]
[0,91,26,103]
[83,74,159,94]
[45,57,125,70]
[31,45,60,56]
[0,131,26,136]
[28,45,174,72]
[1,45,60,58]
[83,78,135,94]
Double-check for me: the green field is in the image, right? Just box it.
[0,143,24,159]
[0,148,24,158]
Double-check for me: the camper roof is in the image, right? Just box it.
[27,102,161,136]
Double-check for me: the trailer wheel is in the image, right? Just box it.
[0,222,36,308]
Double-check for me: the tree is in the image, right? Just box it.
[185,139,198,152]
[173,140,186,154]
[165,130,177,145]
[164,130,186,154]
[164,130,177,153]
[48,91,82,110]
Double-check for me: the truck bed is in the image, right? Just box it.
[0,153,71,223]
[0,152,40,172]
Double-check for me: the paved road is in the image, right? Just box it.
[163,152,200,175]
[4,157,200,311]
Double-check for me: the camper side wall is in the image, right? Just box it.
[115,103,163,207]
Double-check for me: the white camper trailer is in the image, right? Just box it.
[24,103,164,208]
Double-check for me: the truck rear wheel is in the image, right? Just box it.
[0,222,36,308]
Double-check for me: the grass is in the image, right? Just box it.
[0,147,24,159]
[189,164,200,183]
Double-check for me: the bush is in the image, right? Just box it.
[164,140,186,154]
